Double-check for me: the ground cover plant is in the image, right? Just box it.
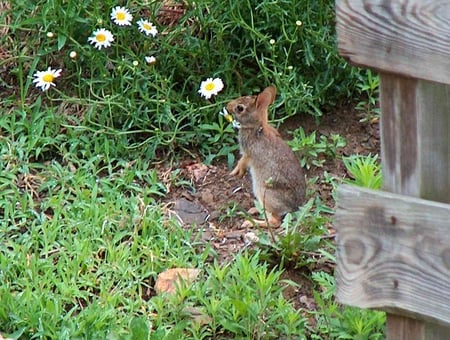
[1,0,385,338]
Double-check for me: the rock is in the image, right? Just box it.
[183,306,212,326]
[172,198,208,225]
[244,231,259,244]
[154,268,201,295]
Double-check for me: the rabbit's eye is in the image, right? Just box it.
[236,104,245,113]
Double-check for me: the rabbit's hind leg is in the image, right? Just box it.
[240,211,280,228]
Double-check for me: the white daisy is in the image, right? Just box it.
[219,107,240,129]
[32,67,62,91]
[219,107,233,123]
[88,28,114,50]
[110,6,133,26]
[137,19,158,37]
[145,56,156,64]
[198,78,224,99]
[232,120,241,129]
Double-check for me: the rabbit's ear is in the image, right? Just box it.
[256,86,276,112]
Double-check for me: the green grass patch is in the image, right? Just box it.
[0,156,204,337]
[2,0,363,160]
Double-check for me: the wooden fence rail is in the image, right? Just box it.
[335,0,450,338]
[335,185,450,324]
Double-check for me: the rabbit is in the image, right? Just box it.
[228,86,306,226]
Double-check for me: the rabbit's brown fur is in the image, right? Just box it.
[228,86,306,226]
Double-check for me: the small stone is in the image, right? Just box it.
[154,268,201,295]
[244,231,259,244]
[172,198,208,225]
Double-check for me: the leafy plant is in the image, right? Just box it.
[198,115,239,167]
[288,127,347,169]
[0,154,208,338]
[257,198,333,269]
[355,69,380,123]
[2,0,362,162]
[148,253,308,339]
[310,271,386,339]
[342,154,382,189]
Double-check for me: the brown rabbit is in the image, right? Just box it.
[228,86,306,226]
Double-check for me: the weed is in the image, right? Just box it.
[257,198,333,269]
[145,253,308,338]
[355,69,380,123]
[288,127,347,169]
[198,115,239,167]
[0,155,207,338]
[193,253,307,338]
[310,271,386,339]
[342,153,382,189]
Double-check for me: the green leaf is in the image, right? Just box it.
[130,317,150,340]
[57,33,67,50]
[2,327,27,340]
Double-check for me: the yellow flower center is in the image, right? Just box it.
[205,83,215,91]
[143,23,153,30]
[43,74,54,82]
[116,12,126,20]
[96,33,106,42]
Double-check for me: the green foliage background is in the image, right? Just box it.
[4,0,360,161]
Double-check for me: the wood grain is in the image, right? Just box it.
[380,74,450,203]
[336,0,450,85]
[378,73,450,337]
[334,184,450,326]
[387,315,450,339]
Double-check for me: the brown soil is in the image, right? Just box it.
[161,105,380,309]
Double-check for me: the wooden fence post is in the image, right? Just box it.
[334,0,450,338]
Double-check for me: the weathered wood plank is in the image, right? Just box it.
[386,315,450,339]
[334,184,450,326]
[380,74,450,203]
[379,72,450,337]
[335,0,450,85]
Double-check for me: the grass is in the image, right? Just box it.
[1,155,203,337]
[0,0,384,338]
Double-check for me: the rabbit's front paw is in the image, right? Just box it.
[230,165,246,177]
[230,155,249,178]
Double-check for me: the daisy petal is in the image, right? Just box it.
[88,28,114,50]
[110,6,133,26]
[137,19,158,37]
[145,56,157,64]
[198,77,224,99]
[32,67,62,91]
